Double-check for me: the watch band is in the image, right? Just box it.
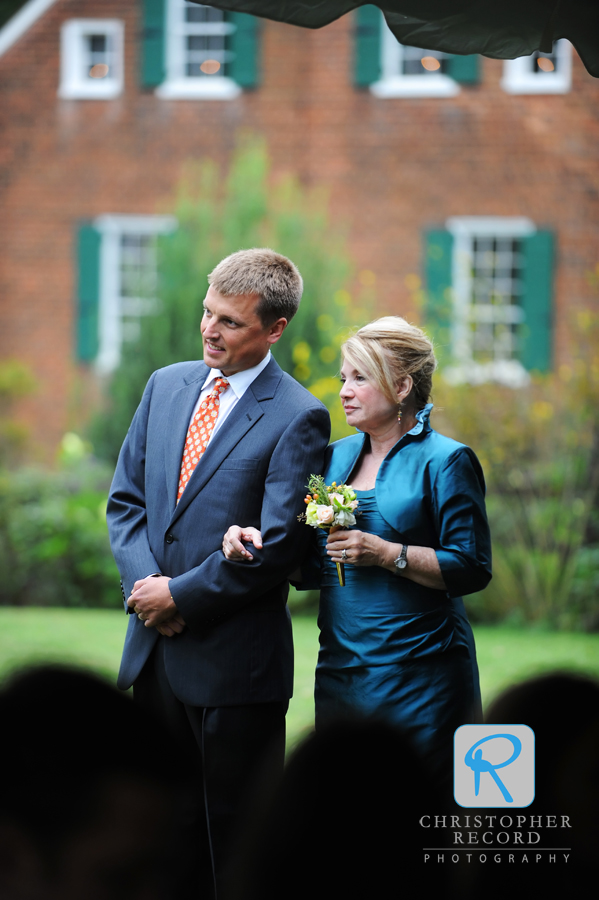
[394,544,409,571]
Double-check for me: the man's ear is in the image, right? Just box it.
[267,318,288,345]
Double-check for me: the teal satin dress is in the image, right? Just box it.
[312,406,492,778]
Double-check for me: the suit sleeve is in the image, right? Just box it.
[106,372,162,608]
[168,404,331,628]
[432,447,492,597]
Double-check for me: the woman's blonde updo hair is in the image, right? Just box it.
[341,316,437,410]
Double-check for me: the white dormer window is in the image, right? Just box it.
[157,1,241,99]
[501,40,572,94]
[371,19,460,98]
[58,19,124,99]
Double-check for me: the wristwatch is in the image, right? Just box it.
[394,544,409,572]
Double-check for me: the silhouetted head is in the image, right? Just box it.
[228,716,445,900]
[0,665,189,900]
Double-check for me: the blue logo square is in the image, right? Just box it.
[454,724,535,808]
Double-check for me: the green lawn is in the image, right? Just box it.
[1,609,598,749]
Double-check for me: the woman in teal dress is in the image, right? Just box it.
[223,316,492,779]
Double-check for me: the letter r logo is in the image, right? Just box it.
[454,725,535,808]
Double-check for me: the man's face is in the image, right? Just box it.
[201,286,286,375]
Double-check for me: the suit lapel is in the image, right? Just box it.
[167,358,282,525]
[164,363,210,512]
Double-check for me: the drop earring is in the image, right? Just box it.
[397,406,402,423]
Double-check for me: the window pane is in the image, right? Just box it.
[401,46,448,76]
[86,33,113,78]
[185,3,224,24]
[531,46,558,74]
[119,235,159,344]
[180,2,231,77]
[469,237,523,362]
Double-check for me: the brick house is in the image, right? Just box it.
[1,1,598,458]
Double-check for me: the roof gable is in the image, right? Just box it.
[0,0,58,59]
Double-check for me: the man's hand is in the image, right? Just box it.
[156,612,187,637]
[128,575,180,629]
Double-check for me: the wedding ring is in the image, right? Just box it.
[341,549,347,560]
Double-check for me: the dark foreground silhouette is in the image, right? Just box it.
[0,665,195,900]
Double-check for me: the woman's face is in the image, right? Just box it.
[339,359,399,433]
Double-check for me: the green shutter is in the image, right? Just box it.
[519,230,554,373]
[424,230,454,355]
[227,12,260,88]
[141,0,165,88]
[76,224,101,363]
[447,54,480,85]
[355,5,381,87]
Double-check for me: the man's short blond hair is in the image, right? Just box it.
[342,316,437,409]
[208,248,303,325]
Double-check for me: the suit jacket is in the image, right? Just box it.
[107,357,330,706]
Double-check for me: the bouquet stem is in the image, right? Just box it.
[330,524,345,587]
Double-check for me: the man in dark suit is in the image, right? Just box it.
[107,249,330,897]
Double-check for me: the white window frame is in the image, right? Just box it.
[94,215,177,374]
[443,217,537,387]
[156,0,240,100]
[371,18,460,98]
[58,19,124,99]
[501,39,572,95]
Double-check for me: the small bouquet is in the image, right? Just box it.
[300,474,359,586]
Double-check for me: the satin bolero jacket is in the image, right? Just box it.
[323,404,492,599]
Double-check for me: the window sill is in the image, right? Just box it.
[155,77,241,100]
[370,75,460,99]
[500,75,571,95]
[58,80,122,99]
[443,360,531,388]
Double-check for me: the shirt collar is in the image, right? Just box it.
[201,350,272,399]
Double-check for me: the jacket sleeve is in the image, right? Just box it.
[168,404,331,628]
[106,372,162,608]
[431,447,492,597]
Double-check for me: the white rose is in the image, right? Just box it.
[316,505,335,524]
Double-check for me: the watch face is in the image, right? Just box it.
[396,559,407,569]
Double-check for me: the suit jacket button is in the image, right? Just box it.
[165,533,174,544]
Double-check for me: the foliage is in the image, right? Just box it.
[0,360,36,467]
[90,137,372,462]
[0,438,119,608]
[432,311,599,630]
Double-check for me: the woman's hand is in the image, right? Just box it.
[222,525,263,561]
[326,529,394,568]
[327,529,447,589]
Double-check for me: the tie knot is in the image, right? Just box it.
[212,378,229,396]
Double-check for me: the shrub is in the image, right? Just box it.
[432,312,599,629]
[0,439,119,608]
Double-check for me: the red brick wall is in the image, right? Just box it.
[1,0,598,457]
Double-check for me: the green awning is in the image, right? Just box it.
[190,1,599,77]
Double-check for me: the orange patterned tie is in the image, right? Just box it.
[177,377,229,502]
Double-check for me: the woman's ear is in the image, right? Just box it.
[396,375,413,404]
